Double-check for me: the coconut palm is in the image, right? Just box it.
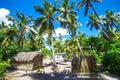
[28,25,45,50]
[101,10,120,32]
[77,0,102,16]
[7,11,33,51]
[77,0,111,41]
[58,0,84,56]
[34,0,58,65]
[0,23,18,60]
[57,0,78,36]
[16,11,33,51]
[98,10,120,40]
[87,13,100,31]
[114,12,120,24]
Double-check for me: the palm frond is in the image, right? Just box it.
[34,6,46,15]
[16,11,24,20]
[7,16,16,22]
[68,1,76,9]
[94,23,99,30]
[34,16,45,27]
[77,22,82,26]
[62,0,68,9]
[92,0,102,2]
[90,24,94,31]
[39,19,48,35]
[77,0,85,8]
[43,0,51,11]
[67,14,72,23]
[56,16,67,22]
[84,3,89,16]
[69,10,77,16]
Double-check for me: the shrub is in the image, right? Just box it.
[102,49,120,73]
[42,48,51,58]
[91,51,101,64]
[0,55,10,75]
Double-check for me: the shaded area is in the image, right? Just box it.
[29,72,90,80]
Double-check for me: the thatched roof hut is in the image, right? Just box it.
[12,51,43,71]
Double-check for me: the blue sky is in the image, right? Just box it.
[0,0,120,36]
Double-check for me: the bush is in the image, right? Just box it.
[42,48,51,58]
[0,55,10,75]
[91,51,101,64]
[102,38,120,73]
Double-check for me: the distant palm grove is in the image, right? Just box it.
[0,0,120,75]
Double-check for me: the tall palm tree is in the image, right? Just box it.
[98,10,120,40]
[7,11,33,51]
[57,0,78,35]
[77,0,102,16]
[27,25,45,50]
[58,0,84,56]
[101,10,120,32]
[77,0,111,41]
[87,13,100,31]
[34,0,58,65]
[0,23,18,59]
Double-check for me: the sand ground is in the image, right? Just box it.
[4,59,91,80]
[4,59,120,80]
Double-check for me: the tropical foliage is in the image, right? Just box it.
[0,0,120,74]
[102,38,120,73]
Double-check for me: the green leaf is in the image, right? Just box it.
[34,16,45,26]
[57,16,67,22]
[34,6,46,15]
[39,19,48,35]
[67,14,72,23]
[77,0,85,8]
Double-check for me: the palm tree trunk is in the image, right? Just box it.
[51,32,56,66]
[89,2,111,41]
[76,38,84,56]
[76,38,86,72]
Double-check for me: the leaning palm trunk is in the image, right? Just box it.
[76,39,84,56]
[89,2,111,41]
[51,32,56,66]
[76,38,86,72]
[72,38,97,73]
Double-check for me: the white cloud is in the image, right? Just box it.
[54,28,68,37]
[0,8,12,25]
[27,27,69,39]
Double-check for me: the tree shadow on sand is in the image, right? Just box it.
[29,71,90,80]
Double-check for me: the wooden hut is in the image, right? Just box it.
[12,51,43,71]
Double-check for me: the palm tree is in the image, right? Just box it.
[77,0,111,41]
[77,0,102,16]
[58,0,84,56]
[7,11,33,51]
[87,13,100,31]
[0,23,18,59]
[101,10,120,32]
[57,0,78,35]
[34,0,58,66]
[27,25,45,50]
[114,12,120,24]
[98,10,120,40]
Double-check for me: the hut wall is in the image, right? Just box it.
[12,62,33,71]
[33,55,43,70]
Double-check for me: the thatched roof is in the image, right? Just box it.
[12,51,42,62]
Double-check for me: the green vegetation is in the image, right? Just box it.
[0,0,120,74]
[102,38,120,73]
[0,55,10,75]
